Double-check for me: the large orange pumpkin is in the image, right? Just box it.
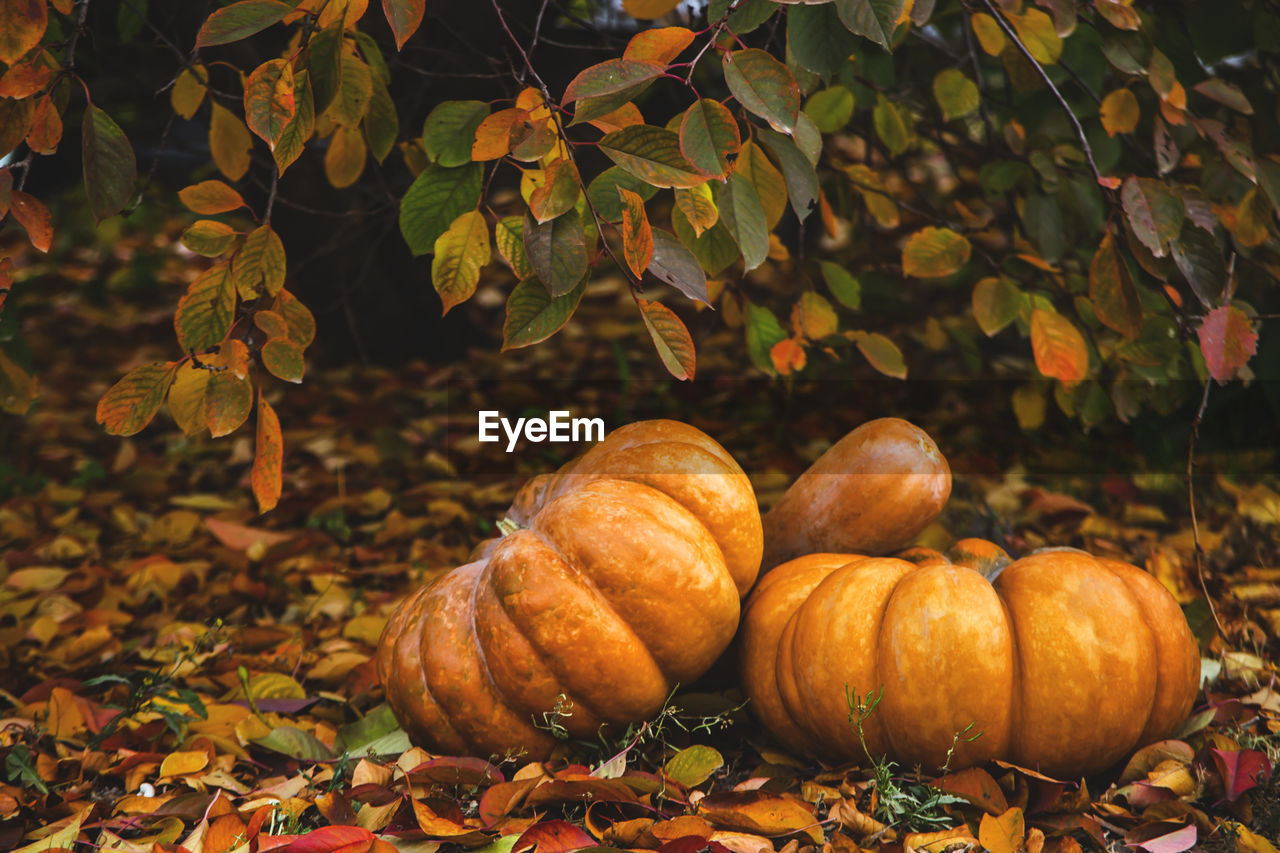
[761,418,951,570]
[377,419,763,758]
[741,540,1200,777]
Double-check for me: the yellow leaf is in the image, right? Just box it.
[324,125,367,188]
[1007,9,1062,64]
[1011,384,1046,430]
[970,13,1006,56]
[1100,88,1139,136]
[978,806,1025,853]
[12,811,85,853]
[432,210,491,315]
[902,227,971,277]
[245,671,305,701]
[210,101,252,182]
[796,292,837,340]
[159,750,210,778]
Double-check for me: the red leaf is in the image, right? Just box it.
[205,517,294,551]
[1123,822,1197,853]
[1207,748,1271,802]
[1198,306,1258,382]
[274,826,375,853]
[252,391,283,513]
[382,0,425,50]
[513,820,596,853]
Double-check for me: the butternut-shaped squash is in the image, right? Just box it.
[761,418,951,569]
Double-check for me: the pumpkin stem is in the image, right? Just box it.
[496,517,523,537]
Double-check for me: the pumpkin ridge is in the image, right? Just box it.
[384,585,469,753]
[465,549,611,743]
[487,512,674,725]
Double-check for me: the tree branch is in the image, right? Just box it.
[977,0,1104,186]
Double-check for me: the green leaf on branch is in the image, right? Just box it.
[329,54,372,128]
[717,172,769,272]
[873,94,912,157]
[586,166,658,221]
[194,0,292,48]
[804,86,855,134]
[400,163,483,255]
[933,69,979,121]
[971,277,1021,337]
[679,99,740,180]
[502,278,586,350]
[638,299,696,381]
[598,125,705,189]
[308,23,344,116]
[523,210,587,298]
[562,58,663,121]
[671,207,739,277]
[834,0,905,51]
[1121,176,1184,258]
[82,105,137,222]
[820,262,861,310]
[423,101,490,168]
[649,229,708,304]
[745,301,787,375]
[756,128,818,221]
[1170,222,1227,310]
[736,141,788,228]
[262,338,306,383]
[722,49,801,134]
[788,3,860,77]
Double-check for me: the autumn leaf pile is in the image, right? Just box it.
[0,216,1276,853]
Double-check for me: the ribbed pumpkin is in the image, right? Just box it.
[741,540,1200,777]
[377,419,763,758]
[761,418,951,570]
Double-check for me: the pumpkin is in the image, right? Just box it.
[741,539,1200,777]
[761,418,951,570]
[376,419,764,758]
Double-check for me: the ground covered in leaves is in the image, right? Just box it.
[2,224,1280,853]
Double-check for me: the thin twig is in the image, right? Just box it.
[1187,376,1227,639]
[488,0,639,289]
[977,0,1104,186]
[263,166,280,223]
